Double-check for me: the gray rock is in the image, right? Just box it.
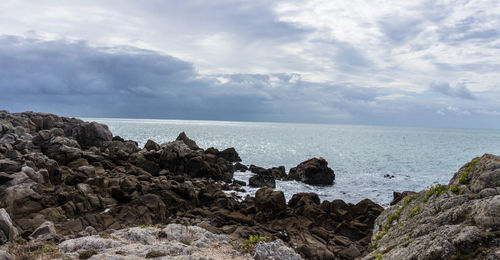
[29,221,61,242]
[0,250,12,260]
[144,139,160,151]
[0,208,18,244]
[176,132,199,150]
[363,154,500,260]
[0,159,21,173]
[254,240,302,260]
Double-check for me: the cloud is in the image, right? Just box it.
[0,1,500,128]
[429,82,476,100]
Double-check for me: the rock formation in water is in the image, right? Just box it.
[288,157,335,185]
[363,154,500,259]
[0,110,383,259]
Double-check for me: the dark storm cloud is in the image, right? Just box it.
[1,35,499,128]
[429,83,476,100]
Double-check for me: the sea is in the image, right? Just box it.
[84,118,500,207]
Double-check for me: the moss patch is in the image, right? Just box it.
[459,159,480,184]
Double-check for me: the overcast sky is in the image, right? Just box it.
[1,0,500,128]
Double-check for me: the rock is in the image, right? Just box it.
[218,147,241,162]
[0,250,12,260]
[269,166,287,180]
[144,139,160,151]
[254,240,303,260]
[288,157,335,185]
[0,208,18,244]
[390,191,416,205]
[28,220,61,242]
[0,173,14,185]
[71,122,112,148]
[255,188,286,214]
[0,159,21,173]
[363,154,500,260]
[176,132,199,150]
[249,172,276,188]
[234,162,248,172]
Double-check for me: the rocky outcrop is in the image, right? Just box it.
[363,154,500,260]
[176,131,199,150]
[0,110,384,260]
[0,208,18,244]
[288,157,335,185]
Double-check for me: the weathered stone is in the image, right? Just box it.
[0,208,18,244]
[288,157,335,185]
[176,132,199,150]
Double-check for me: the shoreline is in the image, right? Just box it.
[1,110,499,259]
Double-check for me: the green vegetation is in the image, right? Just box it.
[376,253,383,259]
[449,185,459,193]
[180,239,191,245]
[459,159,480,184]
[139,224,160,228]
[409,206,420,218]
[241,235,272,252]
[79,249,98,259]
[146,251,167,258]
[423,183,448,203]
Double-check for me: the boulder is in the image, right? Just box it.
[28,221,61,242]
[0,208,18,244]
[218,147,241,162]
[255,188,286,214]
[234,162,248,172]
[144,139,160,151]
[0,159,22,173]
[71,122,113,148]
[249,172,276,188]
[176,132,199,150]
[288,157,335,185]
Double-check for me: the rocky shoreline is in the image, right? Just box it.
[0,111,498,259]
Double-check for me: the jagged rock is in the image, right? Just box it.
[176,132,199,150]
[218,147,241,162]
[0,250,12,260]
[0,208,18,244]
[249,172,276,188]
[255,188,286,214]
[288,157,335,185]
[144,139,160,151]
[390,191,416,205]
[0,159,22,173]
[254,239,303,260]
[28,221,61,242]
[71,122,112,148]
[234,162,248,172]
[363,154,500,260]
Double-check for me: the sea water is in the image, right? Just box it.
[84,118,500,207]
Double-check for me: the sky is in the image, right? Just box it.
[1,0,500,128]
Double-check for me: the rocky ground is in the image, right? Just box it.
[0,111,383,259]
[363,154,500,259]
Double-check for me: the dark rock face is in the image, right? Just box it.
[234,162,248,172]
[218,147,241,162]
[249,172,276,188]
[176,132,199,150]
[0,111,385,260]
[288,157,335,185]
[390,191,416,205]
[71,122,112,148]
